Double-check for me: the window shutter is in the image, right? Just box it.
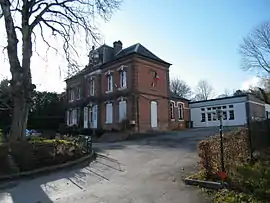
[66,111,70,126]
[106,103,113,123]
[109,103,113,123]
[119,101,126,121]
[84,107,88,128]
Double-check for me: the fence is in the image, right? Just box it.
[248,118,270,152]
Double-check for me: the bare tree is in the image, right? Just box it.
[170,77,192,98]
[239,22,270,76]
[217,88,231,98]
[194,80,214,101]
[0,0,121,141]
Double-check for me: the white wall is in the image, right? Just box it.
[190,98,247,128]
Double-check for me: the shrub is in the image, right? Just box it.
[10,139,84,172]
[0,144,11,175]
[197,128,250,177]
[79,128,93,136]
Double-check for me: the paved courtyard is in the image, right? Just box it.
[0,127,226,203]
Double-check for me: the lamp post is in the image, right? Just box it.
[217,109,225,172]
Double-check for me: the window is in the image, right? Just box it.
[178,103,184,120]
[120,71,127,88]
[229,110,235,120]
[84,107,88,128]
[170,102,174,119]
[75,87,81,100]
[71,109,77,125]
[207,113,211,121]
[213,107,216,110]
[222,106,227,109]
[66,111,70,126]
[229,105,234,108]
[207,107,211,111]
[223,111,227,120]
[107,75,113,92]
[213,112,217,121]
[217,106,221,109]
[201,108,205,111]
[106,103,113,124]
[201,113,206,122]
[119,100,127,122]
[90,79,95,96]
[69,89,75,101]
[89,107,93,123]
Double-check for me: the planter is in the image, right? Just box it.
[184,177,228,190]
[0,152,96,182]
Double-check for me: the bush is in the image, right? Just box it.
[9,139,84,172]
[0,144,11,175]
[79,128,93,136]
[197,128,250,177]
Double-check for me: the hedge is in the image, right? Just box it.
[0,139,85,175]
[197,128,250,177]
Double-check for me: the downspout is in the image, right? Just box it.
[136,94,140,132]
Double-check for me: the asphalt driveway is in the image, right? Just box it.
[0,127,224,203]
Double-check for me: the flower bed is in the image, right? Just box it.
[0,137,86,175]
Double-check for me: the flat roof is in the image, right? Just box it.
[189,94,247,104]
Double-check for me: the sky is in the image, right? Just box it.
[1,0,270,96]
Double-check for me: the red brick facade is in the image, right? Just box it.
[66,41,190,132]
[169,99,190,130]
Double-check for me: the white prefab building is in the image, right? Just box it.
[190,94,269,128]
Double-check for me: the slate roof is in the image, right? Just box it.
[115,43,170,65]
[170,92,190,101]
[66,42,170,81]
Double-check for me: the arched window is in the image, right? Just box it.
[178,103,184,120]
[170,102,175,119]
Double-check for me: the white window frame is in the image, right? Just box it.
[83,107,88,128]
[105,103,113,124]
[177,103,184,121]
[119,100,127,122]
[90,79,95,96]
[170,101,175,120]
[76,87,81,100]
[107,75,113,92]
[119,70,127,89]
[69,89,75,102]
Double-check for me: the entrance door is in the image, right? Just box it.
[150,101,158,128]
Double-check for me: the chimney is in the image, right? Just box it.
[113,40,122,54]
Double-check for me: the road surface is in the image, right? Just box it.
[0,127,226,203]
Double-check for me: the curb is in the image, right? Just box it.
[184,178,228,190]
[0,151,96,183]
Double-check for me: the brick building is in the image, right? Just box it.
[169,92,190,130]
[65,41,190,132]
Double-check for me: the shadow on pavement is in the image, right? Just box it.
[0,157,114,203]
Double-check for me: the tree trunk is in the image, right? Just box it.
[9,97,29,141]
